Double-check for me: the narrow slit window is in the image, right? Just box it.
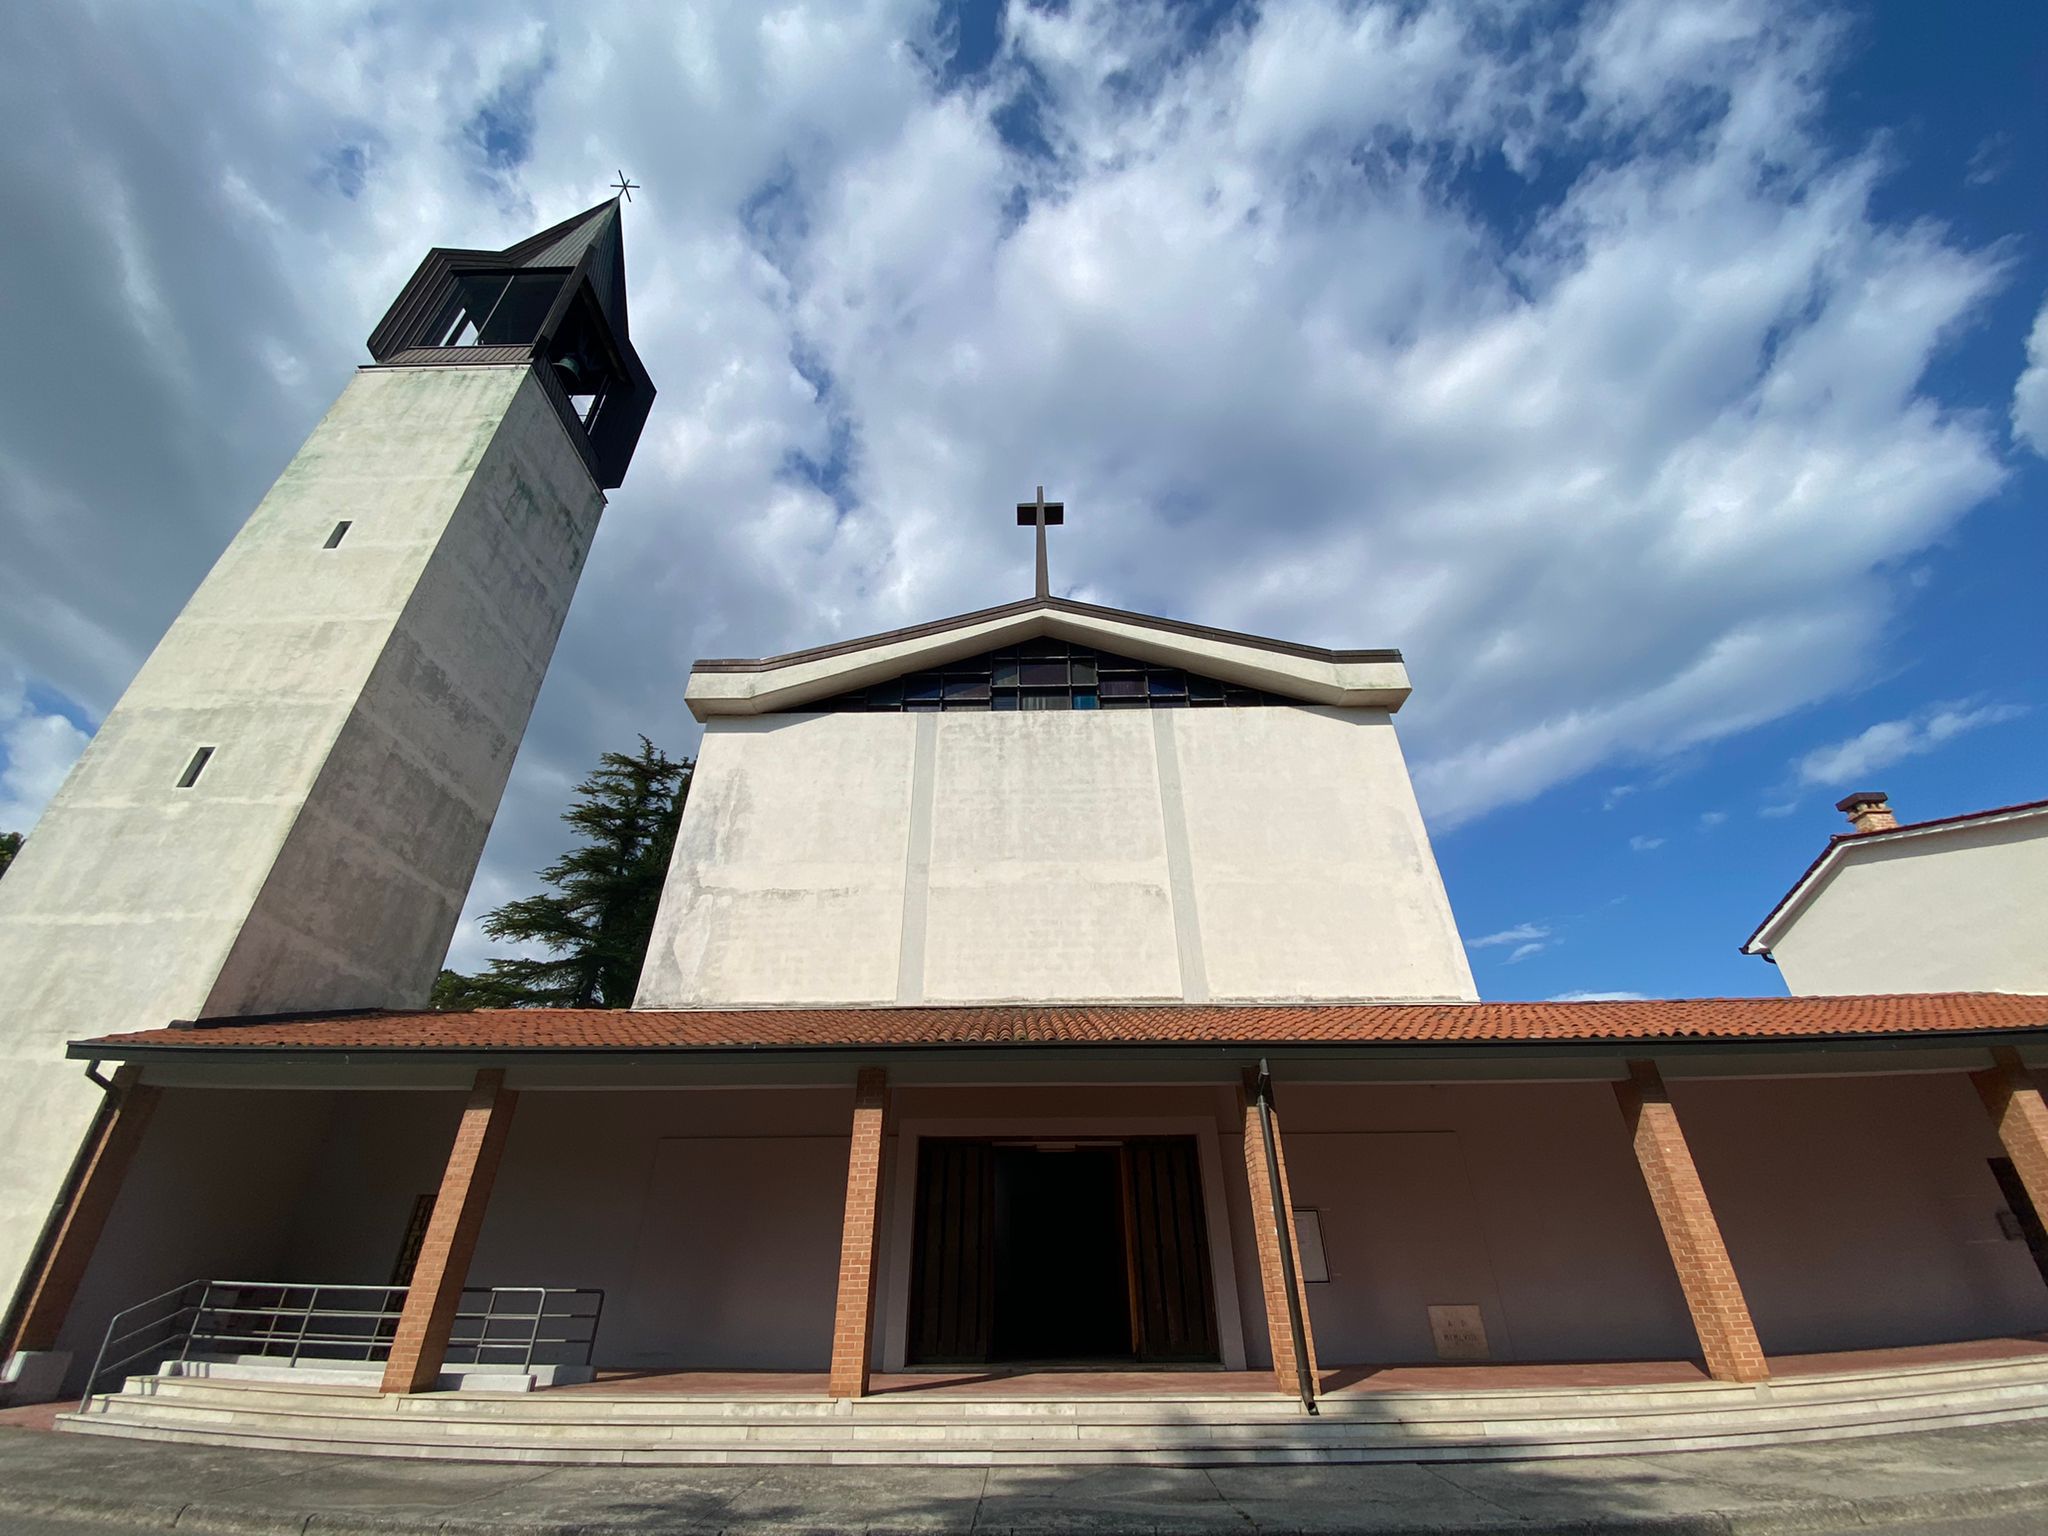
[176,747,215,789]
[323,520,352,549]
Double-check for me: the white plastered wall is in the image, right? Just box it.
[637,705,1475,1007]
[1273,1083,1699,1366]
[1672,1073,2048,1352]
[0,365,604,1315]
[1764,819,2048,995]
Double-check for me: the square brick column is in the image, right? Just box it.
[828,1066,890,1399]
[5,1068,161,1362]
[1973,1047,2048,1221]
[1240,1071,1320,1393]
[1614,1059,1767,1383]
[380,1069,517,1395]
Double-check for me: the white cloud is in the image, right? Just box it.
[1468,922,1550,949]
[1549,990,1649,1002]
[1698,810,1728,829]
[1628,834,1665,851]
[2014,294,2048,457]
[1795,702,2028,786]
[0,672,91,833]
[1506,942,1546,964]
[0,0,2020,964]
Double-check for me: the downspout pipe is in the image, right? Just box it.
[1254,1058,1317,1416]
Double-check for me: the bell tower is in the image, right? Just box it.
[0,199,655,1338]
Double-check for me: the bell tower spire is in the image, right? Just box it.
[0,199,659,1371]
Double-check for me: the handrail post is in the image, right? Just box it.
[176,1281,205,1367]
[293,1285,319,1367]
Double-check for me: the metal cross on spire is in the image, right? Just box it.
[610,171,640,203]
[1015,486,1065,600]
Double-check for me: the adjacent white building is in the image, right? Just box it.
[1744,792,2048,995]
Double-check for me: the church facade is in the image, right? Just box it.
[4,204,2048,1455]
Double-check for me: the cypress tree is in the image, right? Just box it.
[432,737,692,1009]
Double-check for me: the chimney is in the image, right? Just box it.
[1834,790,1898,835]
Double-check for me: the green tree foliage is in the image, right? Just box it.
[432,738,692,1009]
[0,831,20,879]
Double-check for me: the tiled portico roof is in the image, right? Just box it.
[70,993,2048,1057]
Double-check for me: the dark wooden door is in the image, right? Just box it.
[1122,1138,1220,1362]
[907,1139,996,1363]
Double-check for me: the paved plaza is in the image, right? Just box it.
[5,1418,2048,1534]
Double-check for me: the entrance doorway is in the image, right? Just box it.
[906,1137,1220,1366]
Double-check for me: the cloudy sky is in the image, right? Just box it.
[3,0,2044,1001]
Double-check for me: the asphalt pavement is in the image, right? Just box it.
[6,1418,2048,1534]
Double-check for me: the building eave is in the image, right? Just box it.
[684,596,1411,721]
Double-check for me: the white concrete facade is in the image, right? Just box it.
[636,702,1476,1007]
[0,363,604,1317]
[1748,809,2048,995]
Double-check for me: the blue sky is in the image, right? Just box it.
[0,0,2043,1001]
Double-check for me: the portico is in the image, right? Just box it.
[15,993,2048,1446]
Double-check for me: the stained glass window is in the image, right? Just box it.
[812,641,1292,712]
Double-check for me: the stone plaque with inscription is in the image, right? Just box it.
[1428,1304,1489,1360]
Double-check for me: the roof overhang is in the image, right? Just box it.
[685,597,1410,721]
[68,993,2048,1062]
[1742,801,2048,955]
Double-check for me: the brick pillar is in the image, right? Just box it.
[1614,1059,1767,1383]
[5,1068,161,1360]
[828,1066,890,1399]
[1973,1047,2048,1223]
[1240,1071,1320,1393]
[380,1069,517,1395]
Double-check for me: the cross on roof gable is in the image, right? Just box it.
[684,596,1410,721]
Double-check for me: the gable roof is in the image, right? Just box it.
[69,993,2048,1060]
[685,595,1410,720]
[501,197,629,337]
[1742,798,2048,955]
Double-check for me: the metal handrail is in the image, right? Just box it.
[81,1280,603,1408]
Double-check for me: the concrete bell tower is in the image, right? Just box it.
[0,199,656,1340]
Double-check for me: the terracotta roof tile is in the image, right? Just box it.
[70,993,2048,1056]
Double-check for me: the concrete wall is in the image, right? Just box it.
[637,705,1475,1007]
[1674,1073,2048,1353]
[0,364,603,1316]
[1767,820,2048,995]
[467,1090,858,1371]
[52,1089,347,1389]
[1278,1083,1699,1366]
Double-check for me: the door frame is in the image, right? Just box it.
[882,1116,1249,1371]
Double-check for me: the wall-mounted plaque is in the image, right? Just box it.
[1428,1304,1489,1360]
[1293,1207,1329,1283]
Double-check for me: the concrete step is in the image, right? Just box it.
[112,1353,2048,1425]
[57,1397,2048,1467]
[97,1373,2048,1433]
[59,1361,2048,1466]
[74,1386,2048,1447]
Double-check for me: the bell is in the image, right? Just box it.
[552,352,588,392]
